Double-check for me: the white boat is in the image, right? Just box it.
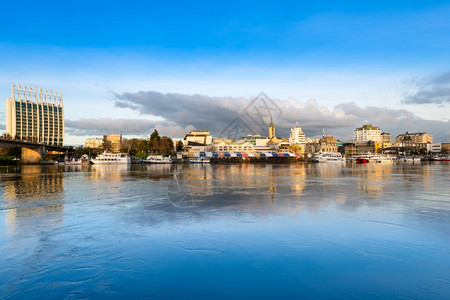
[90,152,131,164]
[188,157,211,163]
[374,155,394,163]
[313,152,345,162]
[143,155,173,164]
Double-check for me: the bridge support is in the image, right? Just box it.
[21,146,43,164]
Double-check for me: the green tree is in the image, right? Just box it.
[128,149,138,156]
[149,129,161,152]
[167,137,174,150]
[1,132,12,140]
[159,136,172,156]
[176,140,184,152]
[138,139,149,153]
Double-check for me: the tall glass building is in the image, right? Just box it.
[6,84,64,146]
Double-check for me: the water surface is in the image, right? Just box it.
[1,163,449,299]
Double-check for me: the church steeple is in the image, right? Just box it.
[269,117,275,139]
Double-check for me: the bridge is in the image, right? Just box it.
[0,138,68,164]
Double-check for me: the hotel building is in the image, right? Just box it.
[6,84,64,146]
[354,124,382,143]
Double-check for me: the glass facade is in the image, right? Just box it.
[6,84,64,146]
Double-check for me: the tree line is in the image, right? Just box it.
[84,130,184,157]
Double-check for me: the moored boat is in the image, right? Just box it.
[433,155,450,161]
[143,155,173,164]
[65,155,91,165]
[313,152,345,162]
[398,156,421,163]
[356,156,370,164]
[91,152,131,164]
[356,154,393,164]
[188,157,211,163]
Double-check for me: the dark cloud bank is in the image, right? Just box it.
[66,90,450,142]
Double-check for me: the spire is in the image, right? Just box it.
[269,117,275,139]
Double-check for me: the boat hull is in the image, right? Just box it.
[356,158,370,164]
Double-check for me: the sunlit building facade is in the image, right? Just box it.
[395,132,433,145]
[289,123,306,145]
[354,124,381,143]
[381,132,392,148]
[84,138,104,149]
[103,133,122,153]
[184,130,213,146]
[6,84,64,146]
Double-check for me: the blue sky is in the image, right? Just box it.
[1,1,450,143]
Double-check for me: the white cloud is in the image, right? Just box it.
[65,117,196,139]
[109,90,450,142]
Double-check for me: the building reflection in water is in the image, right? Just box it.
[345,163,391,195]
[168,164,310,217]
[0,162,441,232]
[166,162,438,218]
[87,164,131,181]
[2,165,65,235]
[290,166,306,197]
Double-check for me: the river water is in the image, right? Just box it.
[0,163,449,299]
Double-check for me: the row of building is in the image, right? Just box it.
[353,124,433,147]
[182,121,447,157]
[83,123,442,156]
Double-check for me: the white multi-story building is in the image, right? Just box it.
[6,84,64,146]
[354,124,381,143]
[289,123,306,145]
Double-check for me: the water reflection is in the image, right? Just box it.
[0,163,449,299]
[0,163,445,222]
[160,163,448,218]
[1,165,65,235]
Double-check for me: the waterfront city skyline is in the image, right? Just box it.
[1,1,450,144]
